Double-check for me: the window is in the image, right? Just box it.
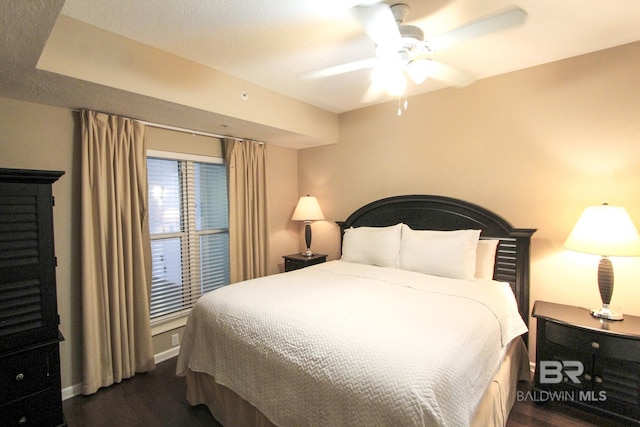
[147,151,229,324]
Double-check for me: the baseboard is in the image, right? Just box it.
[61,346,180,401]
[61,383,83,401]
[155,345,180,364]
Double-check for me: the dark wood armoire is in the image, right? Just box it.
[0,168,66,427]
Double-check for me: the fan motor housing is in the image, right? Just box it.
[400,24,424,42]
[400,25,424,53]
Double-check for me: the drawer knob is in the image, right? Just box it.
[584,374,592,381]
[591,341,600,349]
[15,372,25,381]
[18,416,27,425]
[595,376,603,384]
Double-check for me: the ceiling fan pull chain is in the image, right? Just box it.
[397,92,408,116]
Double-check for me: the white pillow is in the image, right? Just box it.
[341,223,402,268]
[475,239,500,280]
[399,225,481,280]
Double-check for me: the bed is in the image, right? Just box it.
[176,195,536,426]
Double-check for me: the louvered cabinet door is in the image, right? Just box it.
[0,169,64,353]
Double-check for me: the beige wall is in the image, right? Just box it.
[300,41,640,360]
[0,98,300,390]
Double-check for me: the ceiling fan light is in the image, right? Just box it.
[407,59,432,84]
[371,63,406,96]
[386,70,406,96]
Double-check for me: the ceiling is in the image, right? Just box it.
[59,0,640,114]
[1,1,640,147]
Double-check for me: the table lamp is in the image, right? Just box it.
[564,203,640,320]
[292,195,325,257]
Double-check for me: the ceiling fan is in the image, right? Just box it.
[299,2,528,107]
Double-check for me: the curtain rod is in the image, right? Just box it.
[137,120,248,143]
[73,109,261,143]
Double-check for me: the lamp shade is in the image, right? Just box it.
[564,204,640,257]
[291,196,325,221]
[407,59,433,84]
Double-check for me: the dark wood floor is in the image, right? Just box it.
[63,357,221,427]
[63,357,630,427]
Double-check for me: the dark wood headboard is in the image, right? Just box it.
[336,195,536,341]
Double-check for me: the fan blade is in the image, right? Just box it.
[360,81,386,104]
[351,3,401,50]
[297,58,378,80]
[426,6,527,52]
[427,60,475,87]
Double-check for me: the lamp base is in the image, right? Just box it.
[591,304,624,321]
[301,222,314,257]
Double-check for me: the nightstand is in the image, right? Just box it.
[283,253,327,272]
[532,300,640,424]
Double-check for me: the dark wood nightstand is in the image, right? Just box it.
[283,253,327,272]
[532,300,640,424]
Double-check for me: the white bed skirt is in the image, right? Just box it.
[183,337,530,427]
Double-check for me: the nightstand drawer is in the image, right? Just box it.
[283,253,327,272]
[284,257,322,271]
[546,322,640,363]
[0,345,58,402]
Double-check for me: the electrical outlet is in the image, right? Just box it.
[171,333,180,346]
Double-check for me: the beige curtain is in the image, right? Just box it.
[224,139,269,282]
[80,110,155,395]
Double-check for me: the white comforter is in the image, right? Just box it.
[176,260,527,427]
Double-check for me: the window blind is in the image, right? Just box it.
[147,156,229,322]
